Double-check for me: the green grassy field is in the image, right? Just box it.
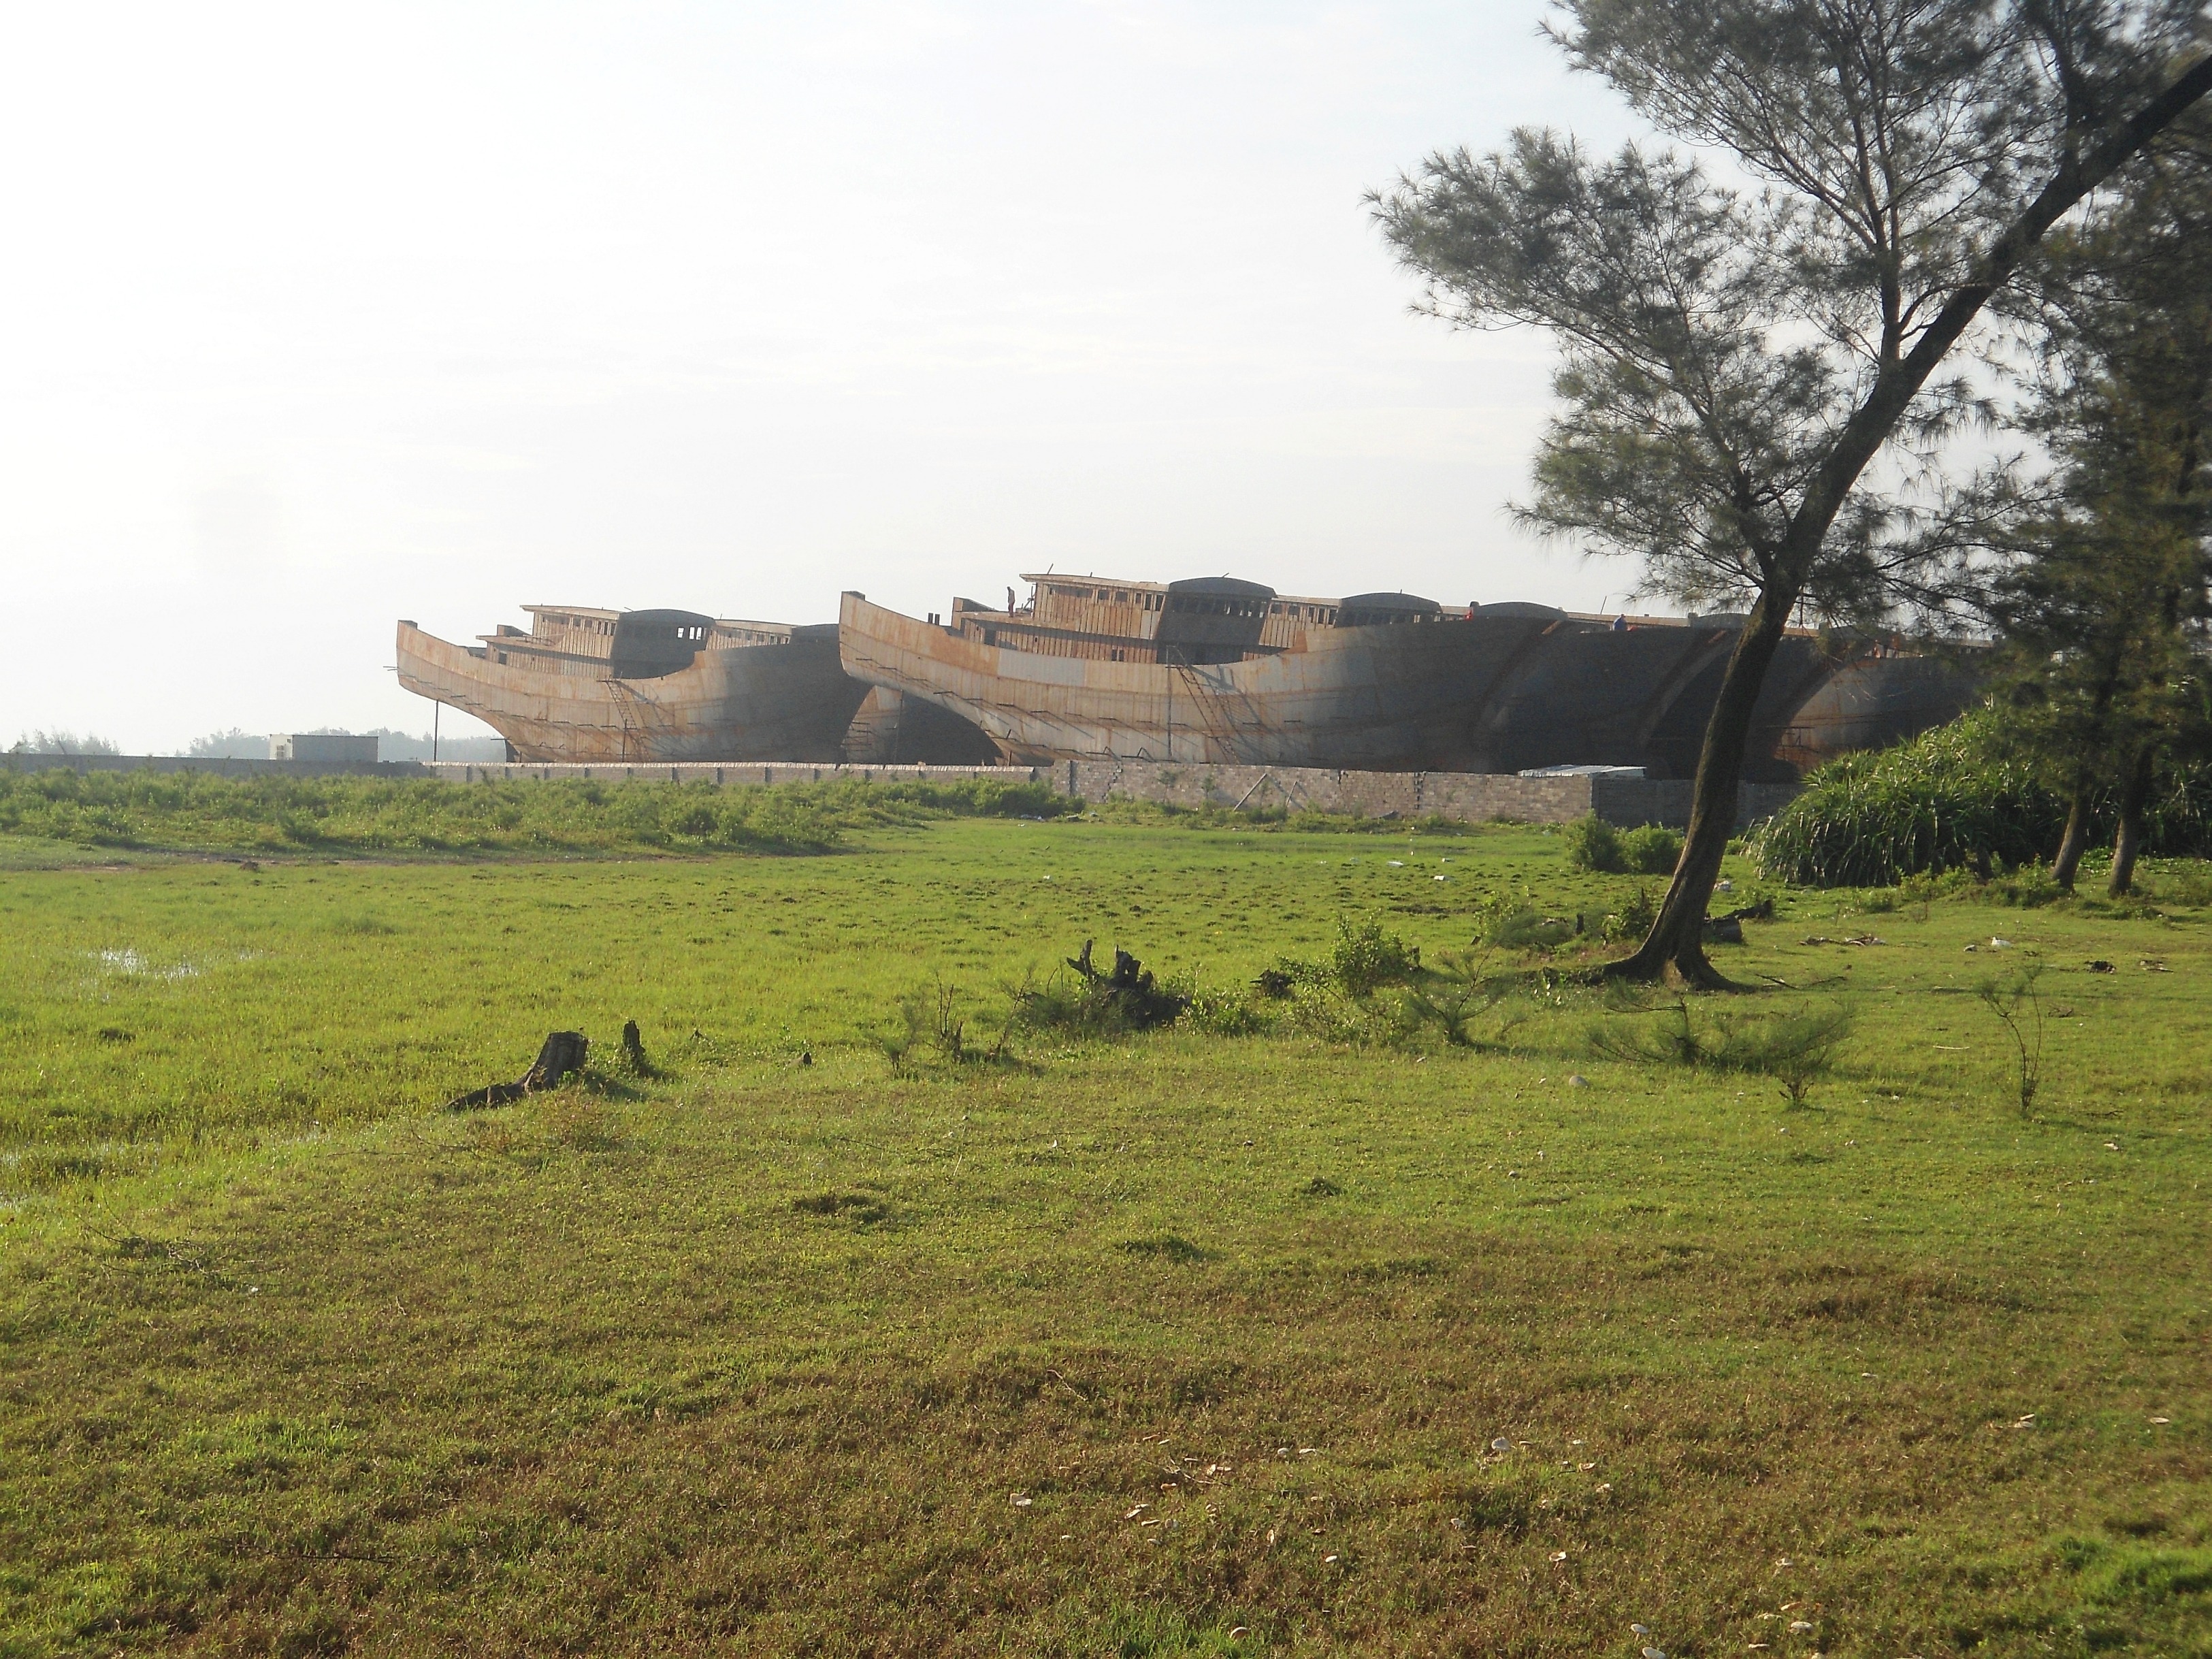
[1,812,2208,1656]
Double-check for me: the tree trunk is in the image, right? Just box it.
[1605,594,1791,986]
[2050,786,2092,891]
[2108,748,2155,897]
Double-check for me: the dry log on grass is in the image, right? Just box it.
[1702,897,1776,944]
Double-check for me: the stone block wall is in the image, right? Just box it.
[1060,760,1793,828]
[3,752,1798,828]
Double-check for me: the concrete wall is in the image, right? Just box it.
[1062,760,1794,828]
[272,733,379,762]
[3,752,1798,828]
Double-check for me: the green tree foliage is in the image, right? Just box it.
[1371,0,2212,983]
[182,728,269,759]
[1977,120,2212,894]
[9,730,120,756]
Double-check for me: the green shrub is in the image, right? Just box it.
[1563,813,1625,873]
[1484,907,1578,951]
[1977,965,2045,1118]
[1249,915,1426,1044]
[1601,885,1658,944]
[1328,915,1420,994]
[1563,814,1678,876]
[1398,950,1520,1050]
[1282,984,1414,1048]
[882,979,988,1068]
[1184,993,1265,1036]
[1619,824,1683,874]
[1464,884,1575,952]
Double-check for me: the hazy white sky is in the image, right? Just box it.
[0,1,1635,750]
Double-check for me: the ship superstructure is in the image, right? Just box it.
[937,575,1448,664]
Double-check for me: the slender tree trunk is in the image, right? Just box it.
[1606,593,1791,986]
[2051,784,2092,891]
[2108,747,2155,897]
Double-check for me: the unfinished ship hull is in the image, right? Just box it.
[1770,651,1979,773]
[839,589,1968,777]
[396,619,869,764]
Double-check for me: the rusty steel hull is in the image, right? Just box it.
[1772,651,1979,772]
[838,594,1962,776]
[841,593,1512,767]
[397,622,868,764]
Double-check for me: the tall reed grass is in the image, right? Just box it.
[1750,713,2057,887]
[1751,708,2212,888]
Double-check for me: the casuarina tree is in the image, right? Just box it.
[1371,0,2212,984]
[1979,114,2212,894]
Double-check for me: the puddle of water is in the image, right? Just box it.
[90,949,199,982]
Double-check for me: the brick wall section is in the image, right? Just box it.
[3,752,1798,828]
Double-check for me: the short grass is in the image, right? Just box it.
[1,816,2208,1656]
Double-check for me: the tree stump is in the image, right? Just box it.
[523,1031,589,1090]
[446,1030,589,1110]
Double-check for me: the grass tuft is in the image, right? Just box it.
[1115,1234,1217,1263]
[792,1191,892,1225]
[1591,995,1855,1107]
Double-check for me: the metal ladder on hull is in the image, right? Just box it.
[1167,663,1271,764]
[603,679,663,762]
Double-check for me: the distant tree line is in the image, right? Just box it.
[8,730,121,756]
[178,727,509,762]
[184,728,268,759]
[10,727,511,762]
[359,728,508,764]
